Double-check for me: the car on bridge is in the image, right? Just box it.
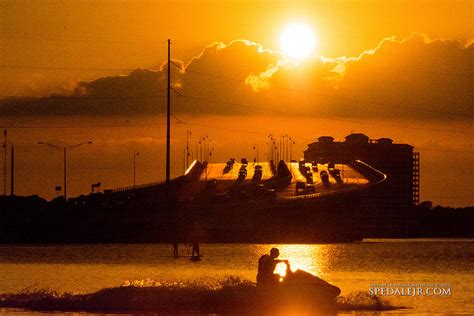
[295,181,306,194]
[311,161,318,172]
[320,170,330,186]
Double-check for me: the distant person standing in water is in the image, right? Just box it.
[257,248,288,286]
[173,242,179,257]
[192,243,200,258]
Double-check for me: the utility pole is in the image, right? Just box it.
[3,130,6,196]
[63,148,66,199]
[166,38,171,185]
[10,144,14,196]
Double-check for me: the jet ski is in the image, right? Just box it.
[281,269,341,299]
[254,266,341,312]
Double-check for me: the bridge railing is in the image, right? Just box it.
[111,160,204,194]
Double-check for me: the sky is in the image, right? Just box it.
[0,0,473,206]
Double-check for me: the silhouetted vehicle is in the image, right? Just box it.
[223,165,232,174]
[241,158,248,165]
[253,169,263,182]
[298,159,306,168]
[275,269,341,309]
[256,248,341,306]
[223,159,234,173]
[255,164,262,170]
[328,162,335,171]
[331,169,343,184]
[238,168,247,179]
[295,181,306,194]
[306,183,315,193]
[299,164,310,177]
[311,161,318,172]
[320,170,329,185]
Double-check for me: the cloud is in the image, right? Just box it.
[0,34,472,120]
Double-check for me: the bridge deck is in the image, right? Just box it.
[199,161,370,198]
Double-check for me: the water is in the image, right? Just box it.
[0,239,473,315]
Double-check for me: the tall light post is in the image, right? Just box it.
[185,130,191,168]
[253,145,259,162]
[267,134,274,162]
[198,140,202,161]
[133,152,139,188]
[38,141,92,200]
[290,137,296,161]
[265,142,268,161]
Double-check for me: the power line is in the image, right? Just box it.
[177,120,276,138]
[0,123,167,129]
[2,117,472,155]
[0,65,135,72]
[178,94,474,135]
[1,63,471,117]
[0,33,168,45]
[0,90,472,135]
[136,116,474,155]
[184,68,473,118]
[0,94,167,100]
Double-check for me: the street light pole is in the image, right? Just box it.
[253,145,259,162]
[38,141,92,200]
[133,152,139,189]
[186,130,191,168]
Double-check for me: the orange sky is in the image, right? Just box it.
[1,0,472,95]
[0,0,473,206]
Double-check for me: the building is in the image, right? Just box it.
[304,133,420,236]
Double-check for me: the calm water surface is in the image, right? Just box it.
[0,239,473,315]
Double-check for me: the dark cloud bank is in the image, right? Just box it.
[0,34,472,121]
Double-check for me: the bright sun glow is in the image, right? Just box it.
[280,23,317,59]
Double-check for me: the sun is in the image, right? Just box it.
[279,23,317,60]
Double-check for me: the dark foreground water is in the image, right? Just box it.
[0,239,473,315]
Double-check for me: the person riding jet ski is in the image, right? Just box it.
[256,248,341,299]
[257,248,288,286]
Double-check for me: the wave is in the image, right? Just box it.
[0,277,402,315]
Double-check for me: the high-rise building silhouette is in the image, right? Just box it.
[304,133,420,236]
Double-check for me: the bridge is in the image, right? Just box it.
[189,159,386,201]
